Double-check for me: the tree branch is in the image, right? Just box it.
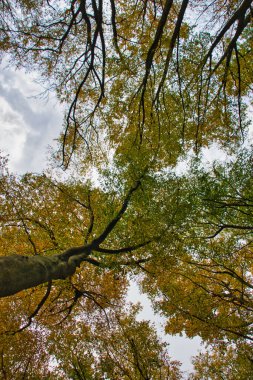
[94,240,152,255]
[92,178,143,247]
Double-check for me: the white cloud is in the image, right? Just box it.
[0,64,63,173]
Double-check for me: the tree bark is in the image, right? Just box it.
[0,246,89,297]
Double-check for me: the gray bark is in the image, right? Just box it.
[0,246,89,297]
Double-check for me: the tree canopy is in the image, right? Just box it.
[0,0,253,378]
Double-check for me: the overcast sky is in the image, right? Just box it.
[0,63,63,173]
[128,283,202,375]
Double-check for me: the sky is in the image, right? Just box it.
[0,62,203,377]
[128,283,202,376]
[0,62,63,173]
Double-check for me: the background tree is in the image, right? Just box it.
[190,341,253,380]
[49,305,183,379]
[142,151,253,337]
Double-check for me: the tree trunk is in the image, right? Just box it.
[0,246,89,297]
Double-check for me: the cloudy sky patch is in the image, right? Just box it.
[0,65,63,173]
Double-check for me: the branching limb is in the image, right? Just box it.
[155,0,189,101]
[207,224,253,239]
[84,191,95,244]
[94,240,152,255]
[201,0,252,71]
[10,281,52,334]
[92,178,143,247]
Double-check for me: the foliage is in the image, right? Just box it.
[0,0,253,378]
[190,341,253,379]
[49,305,183,379]
[142,152,253,343]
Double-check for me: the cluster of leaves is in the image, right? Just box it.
[48,305,183,379]
[1,0,252,167]
[190,341,253,380]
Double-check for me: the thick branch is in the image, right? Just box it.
[155,0,189,100]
